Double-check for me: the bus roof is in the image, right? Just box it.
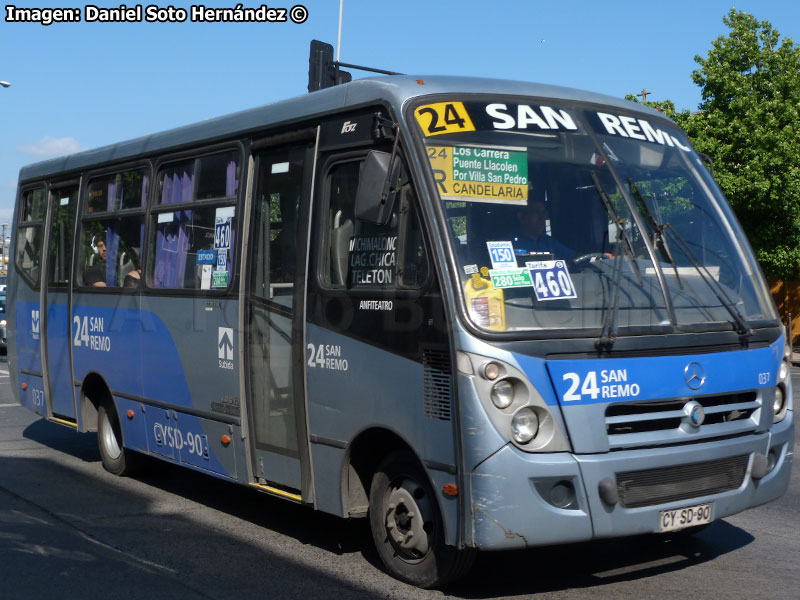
[18,75,665,183]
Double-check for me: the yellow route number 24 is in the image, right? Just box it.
[414,102,476,137]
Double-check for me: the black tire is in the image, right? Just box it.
[97,403,139,476]
[368,451,475,588]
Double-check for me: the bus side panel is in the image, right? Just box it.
[44,300,75,418]
[113,395,149,453]
[305,323,459,543]
[17,372,46,417]
[13,300,43,374]
[70,295,245,483]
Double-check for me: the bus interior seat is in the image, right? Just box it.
[330,209,353,286]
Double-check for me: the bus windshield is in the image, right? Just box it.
[414,99,776,335]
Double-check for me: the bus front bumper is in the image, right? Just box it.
[468,416,793,550]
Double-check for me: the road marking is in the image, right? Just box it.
[0,403,20,408]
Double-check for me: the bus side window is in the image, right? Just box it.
[324,159,429,290]
[251,147,305,299]
[326,161,358,287]
[149,150,240,290]
[78,169,148,288]
[15,187,46,287]
[48,185,78,285]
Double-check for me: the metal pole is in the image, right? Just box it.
[336,0,343,62]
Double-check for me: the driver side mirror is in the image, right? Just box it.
[355,150,400,225]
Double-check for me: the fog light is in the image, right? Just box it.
[491,380,514,409]
[511,407,539,443]
[773,386,785,414]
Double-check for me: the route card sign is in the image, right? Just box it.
[527,260,577,301]
[425,143,528,205]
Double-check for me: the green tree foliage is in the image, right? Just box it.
[686,9,800,279]
[625,10,800,279]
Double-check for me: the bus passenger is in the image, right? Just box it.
[123,250,142,288]
[84,235,108,287]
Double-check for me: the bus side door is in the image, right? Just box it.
[41,182,79,421]
[244,135,316,495]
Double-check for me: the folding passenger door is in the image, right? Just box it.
[41,182,78,422]
[243,132,317,498]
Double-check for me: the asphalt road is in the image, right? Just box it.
[1,358,798,599]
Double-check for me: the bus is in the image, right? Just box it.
[8,75,794,588]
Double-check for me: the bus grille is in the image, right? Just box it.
[423,348,452,421]
[617,454,750,508]
[605,391,760,449]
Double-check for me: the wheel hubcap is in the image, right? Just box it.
[384,479,433,559]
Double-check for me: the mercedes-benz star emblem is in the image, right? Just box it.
[684,400,706,427]
[684,362,706,390]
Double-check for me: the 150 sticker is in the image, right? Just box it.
[307,343,349,371]
[561,369,640,401]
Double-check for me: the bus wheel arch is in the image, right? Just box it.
[345,429,474,587]
[79,371,111,433]
[344,428,414,518]
[79,373,140,476]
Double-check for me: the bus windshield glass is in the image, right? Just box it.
[413,99,776,334]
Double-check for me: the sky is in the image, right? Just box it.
[1,0,799,223]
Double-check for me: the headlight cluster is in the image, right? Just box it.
[459,354,570,452]
[511,407,539,443]
[774,344,792,423]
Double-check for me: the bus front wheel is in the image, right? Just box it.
[368,451,474,588]
[97,403,139,476]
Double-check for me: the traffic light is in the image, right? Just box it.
[308,40,351,92]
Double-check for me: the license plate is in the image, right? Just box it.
[659,502,713,532]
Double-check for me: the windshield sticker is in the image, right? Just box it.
[486,241,517,269]
[465,274,506,330]
[590,112,692,152]
[201,265,213,289]
[463,264,479,275]
[211,270,229,288]
[427,144,528,204]
[489,268,534,289]
[527,260,577,301]
[414,102,476,137]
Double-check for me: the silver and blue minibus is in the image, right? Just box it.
[8,75,793,587]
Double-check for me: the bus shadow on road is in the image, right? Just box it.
[447,521,754,597]
[0,455,384,600]
[23,419,101,463]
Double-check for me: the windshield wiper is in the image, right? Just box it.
[627,182,752,339]
[590,172,641,351]
[627,179,683,289]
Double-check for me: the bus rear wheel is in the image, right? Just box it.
[368,451,474,588]
[97,403,139,476]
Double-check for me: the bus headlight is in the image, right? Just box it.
[511,407,539,444]
[774,386,785,413]
[491,380,514,409]
[0,319,5,327]
[779,361,788,381]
